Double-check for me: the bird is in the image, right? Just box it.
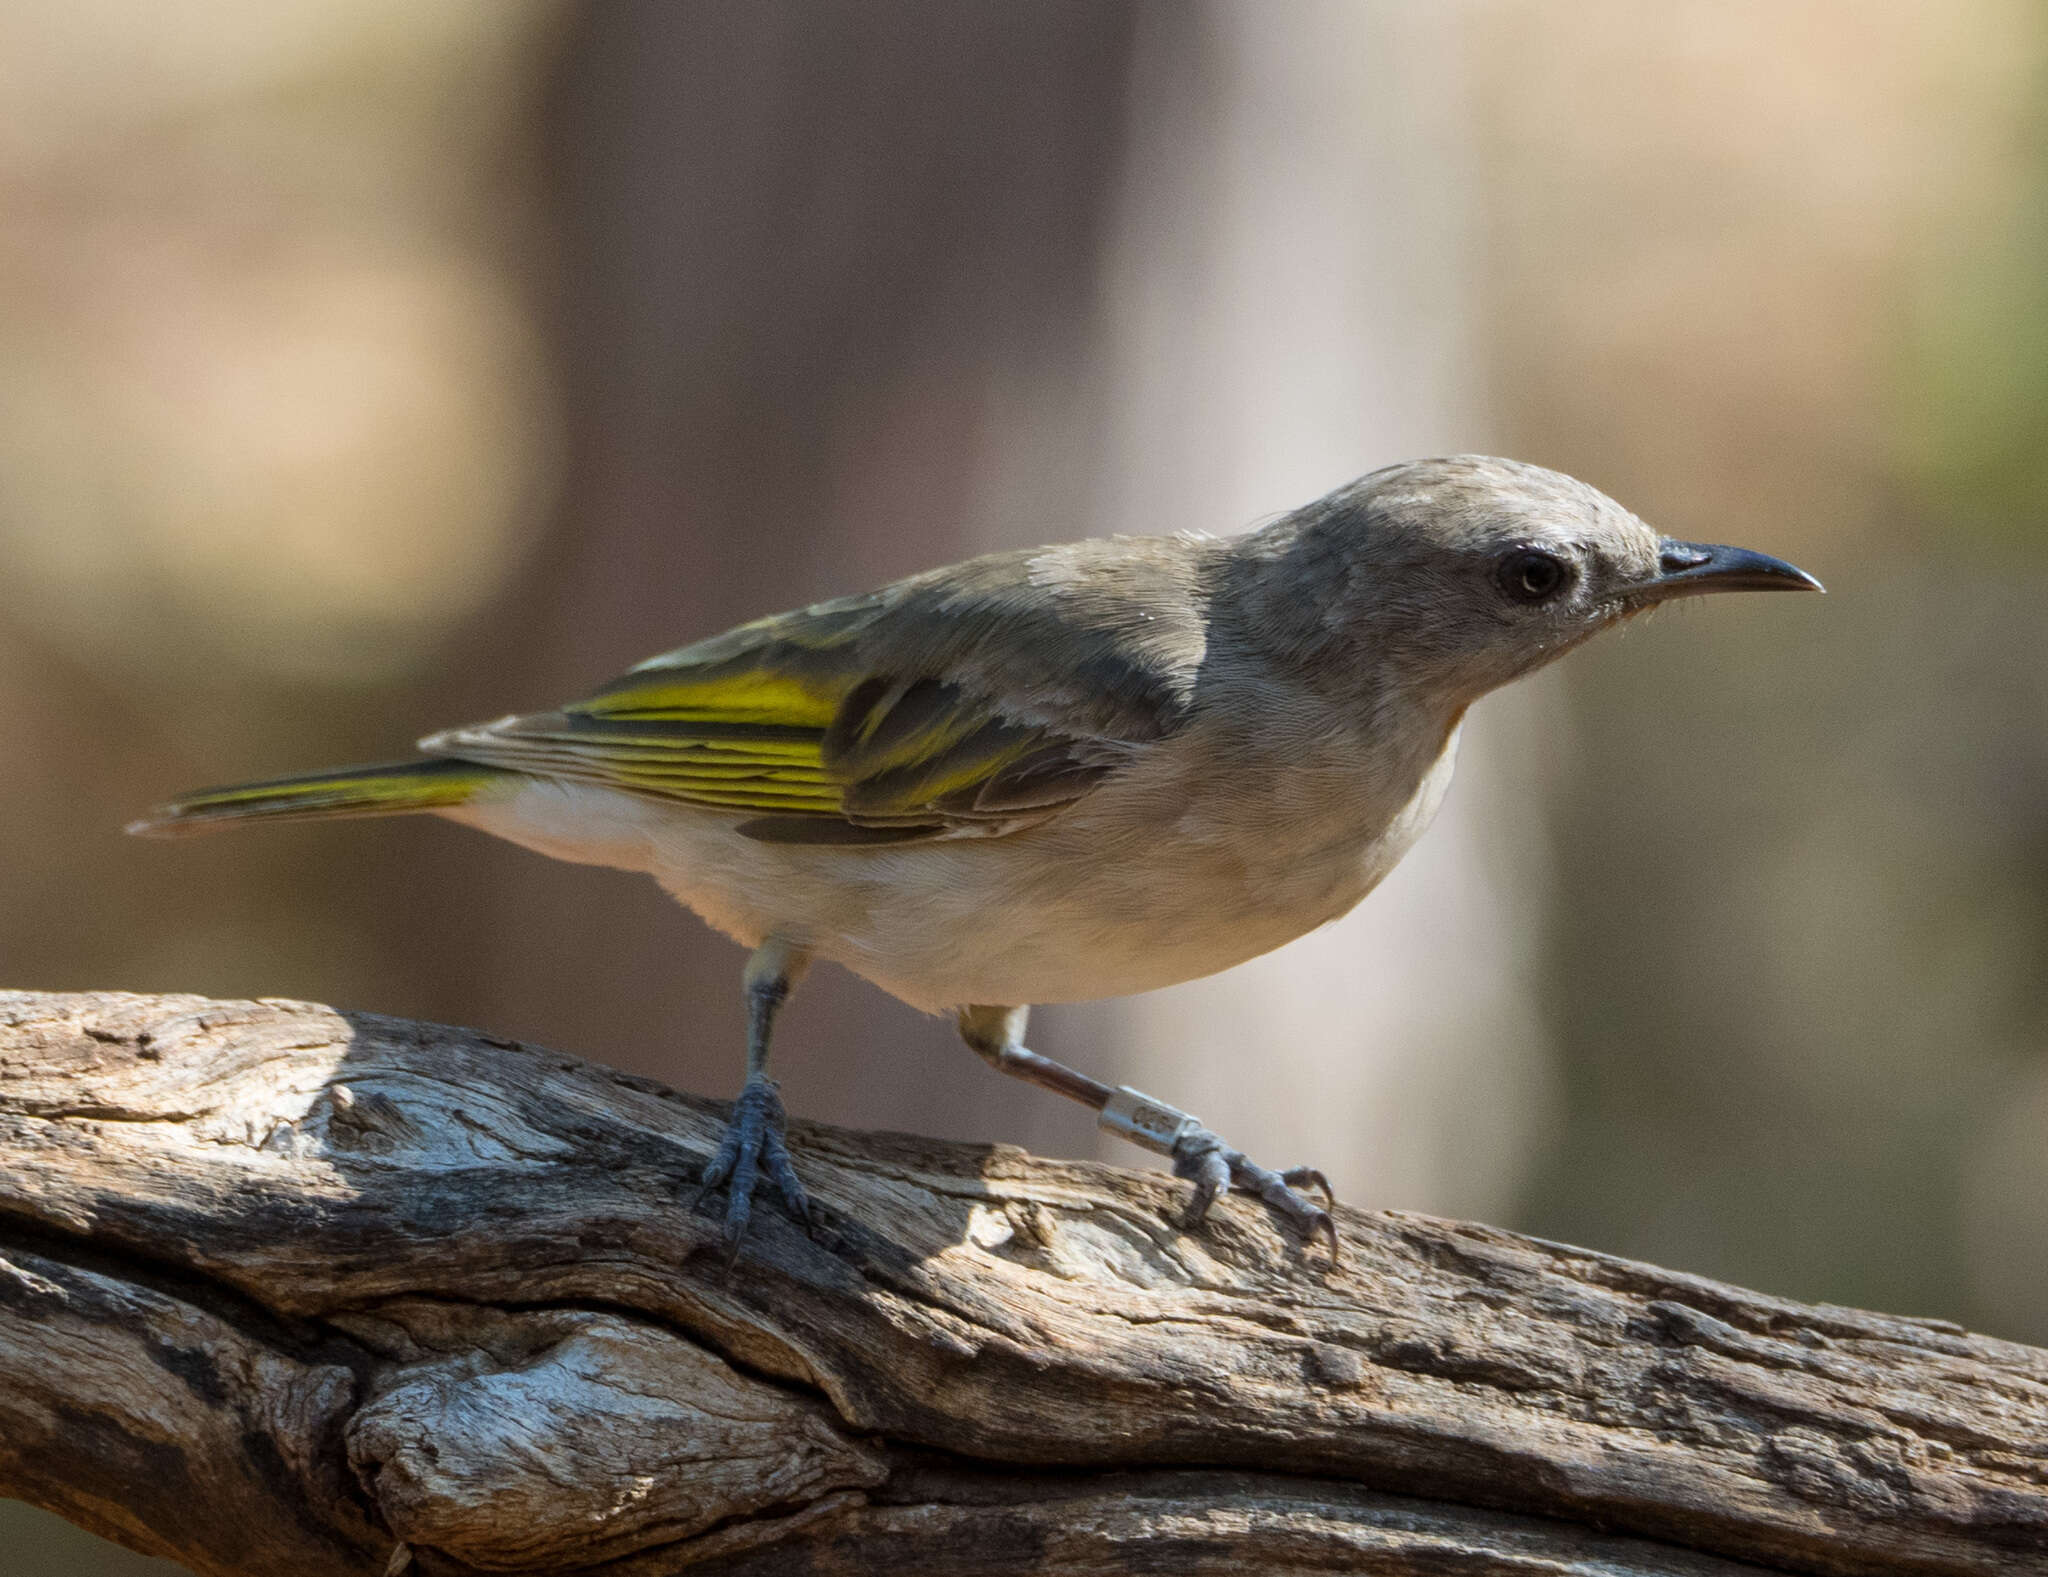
[129,455,1820,1253]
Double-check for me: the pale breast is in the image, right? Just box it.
[683,709,1463,1011]
[446,711,1465,1015]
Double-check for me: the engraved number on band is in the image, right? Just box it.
[1099,1086,1200,1154]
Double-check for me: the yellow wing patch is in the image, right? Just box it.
[574,666,842,729]
[425,653,1120,843]
[426,718,844,814]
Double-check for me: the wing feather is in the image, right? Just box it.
[421,536,1214,843]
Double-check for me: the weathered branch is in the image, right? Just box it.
[0,992,2042,1577]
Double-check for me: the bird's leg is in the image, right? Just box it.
[700,937,813,1244]
[955,1005,1337,1255]
[956,1005,1115,1108]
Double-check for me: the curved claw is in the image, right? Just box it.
[699,1076,811,1245]
[1171,1126,1339,1258]
[1281,1165,1336,1209]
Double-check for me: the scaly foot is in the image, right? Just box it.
[698,1075,810,1244]
[1098,1085,1337,1255]
[1170,1125,1337,1255]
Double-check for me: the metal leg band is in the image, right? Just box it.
[1098,1085,1203,1156]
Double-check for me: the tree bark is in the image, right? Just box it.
[0,991,2042,1577]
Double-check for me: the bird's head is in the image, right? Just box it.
[1235,455,1821,706]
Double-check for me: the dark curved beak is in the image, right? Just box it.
[1633,540,1824,603]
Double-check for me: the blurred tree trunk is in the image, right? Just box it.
[385,0,1147,1156]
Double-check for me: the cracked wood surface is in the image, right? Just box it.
[0,991,2043,1577]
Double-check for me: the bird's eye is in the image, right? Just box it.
[1496,548,1571,604]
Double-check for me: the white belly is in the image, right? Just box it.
[446,721,1463,1014]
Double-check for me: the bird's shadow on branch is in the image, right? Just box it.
[288,1008,1227,1308]
[61,995,1310,1374]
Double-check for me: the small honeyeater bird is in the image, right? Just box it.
[130,456,1820,1251]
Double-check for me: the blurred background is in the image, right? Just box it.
[3,2,2044,1568]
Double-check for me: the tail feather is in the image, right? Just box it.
[126,758,506,839]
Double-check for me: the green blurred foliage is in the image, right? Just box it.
[1899,71,2048,548]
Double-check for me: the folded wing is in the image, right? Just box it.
[421,538,1212,845]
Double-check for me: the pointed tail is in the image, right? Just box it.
[126,758,508,839]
